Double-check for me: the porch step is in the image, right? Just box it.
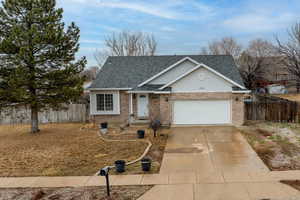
[130,119,150,127]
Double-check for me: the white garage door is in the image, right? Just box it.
[173,100,231,125]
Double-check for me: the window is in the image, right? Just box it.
[91,91,120,115]
[96,94,113,111]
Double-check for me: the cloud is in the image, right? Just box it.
[57,0,300,67]
[224,13,297,33]
[81,39,103,45]
[160,26,176,32]
[101,25,121,33]
[58,0,215,21]
[98,1,178,19]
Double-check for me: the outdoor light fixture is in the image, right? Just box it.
[165,97,169,102]
[235,97,239,101]
[99,166,111,197]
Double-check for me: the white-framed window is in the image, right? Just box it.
[90,91,120,115]
[96,94,114,111]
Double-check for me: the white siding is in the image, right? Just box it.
[149,60,197,85]
[171,67,234,92]
[90,91,120,115]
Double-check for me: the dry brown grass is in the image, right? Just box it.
[240,123,300,171]
[0,123,148,177]
[281,180,300,191]
[103,127,168,175]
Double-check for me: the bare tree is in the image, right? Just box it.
[248,39,278,57]
[94,49,110,68]
[238,39,278,90]
[81,66,99,81]
[238,52,265,90]
[95,31,157,67]
[277,23,300,92]
[201,37,242,58]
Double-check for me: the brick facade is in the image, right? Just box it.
[159,94,172,125]
[159,92,245,126]
[92,91,245,126]
[93,91,129,125]
[149,94,160,120]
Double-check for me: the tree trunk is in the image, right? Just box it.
[31,106,39,133]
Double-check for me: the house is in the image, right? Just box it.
[89,55,250,126]
[256,57,298,93]
[83,81,92,94]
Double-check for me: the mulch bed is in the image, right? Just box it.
[0,185,153,200]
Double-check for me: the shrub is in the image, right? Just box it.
[150,119,161,137]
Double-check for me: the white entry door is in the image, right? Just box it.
[173,100,231,125]
[137,94,149,118]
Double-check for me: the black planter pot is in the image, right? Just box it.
[141,158,151,172]
[115,160,126,173]
[137,130,145,139]
[100,122,108,129]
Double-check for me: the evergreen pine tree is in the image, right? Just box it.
[0,0,86,133]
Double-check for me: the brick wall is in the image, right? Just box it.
[93,91,129,125]
[155,92,245,126]
[93,92,245,126]
[149,94,160,120]
[159,94,172,125]
[231,94,245,126]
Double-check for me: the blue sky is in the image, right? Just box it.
[56,0,300,67]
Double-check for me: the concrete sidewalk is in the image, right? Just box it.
[2,171,300,188]
[1,172,300,200]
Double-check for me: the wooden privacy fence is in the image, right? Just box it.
[0,104,88,125]
[245,95,299,122]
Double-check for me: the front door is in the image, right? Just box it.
[137,94,149,118]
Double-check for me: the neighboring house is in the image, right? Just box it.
[89,55,250,126]
[83,81,92,94]
[256,57,298,92]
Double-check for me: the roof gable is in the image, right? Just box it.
[90,55,245,90]
[148,59,198,85]
[164,66,234,92]
[138,57,199,87]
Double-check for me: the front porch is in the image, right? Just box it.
[128,91,171,126]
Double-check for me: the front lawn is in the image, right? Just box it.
[0,123,148,177]
[0,185,152,200]
[240,122,300,171]
[102,127,169,175]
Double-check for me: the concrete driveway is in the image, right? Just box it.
[138,126,300,200]
[160,126,269,175]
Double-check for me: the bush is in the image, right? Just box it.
[150,119,161,137]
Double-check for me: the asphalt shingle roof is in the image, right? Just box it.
[90,55,245,89]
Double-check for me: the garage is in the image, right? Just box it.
[173,100,232,125]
